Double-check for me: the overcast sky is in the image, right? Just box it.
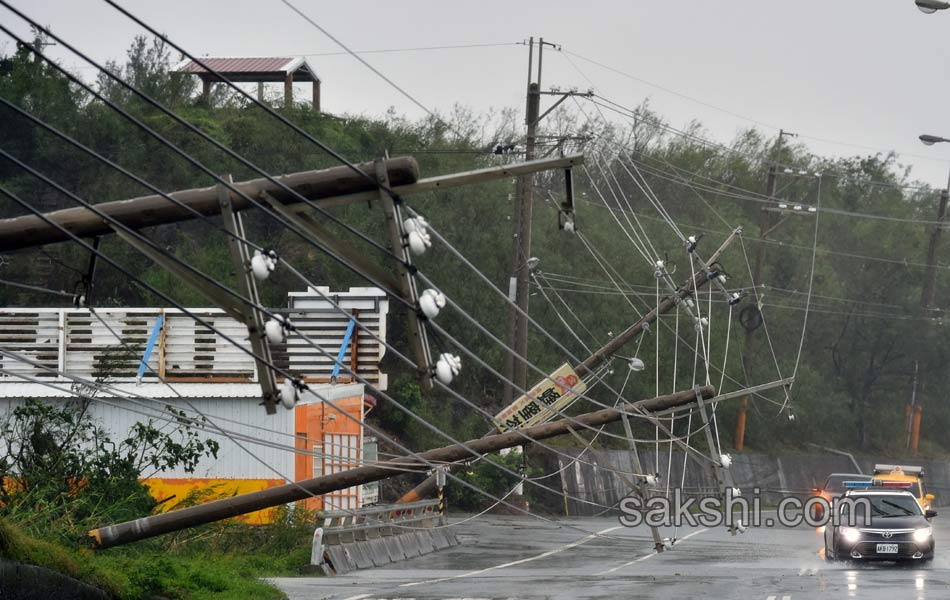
[5,0,950,188]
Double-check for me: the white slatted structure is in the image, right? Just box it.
[0,287,389,390]
[287,287,389,389]
[323,432,362,511]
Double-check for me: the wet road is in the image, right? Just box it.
[270,513,950,599]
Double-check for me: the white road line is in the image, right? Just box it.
[399,525,623,587]
[341,595,372,600]
[594,528,709,576]
[767,596,776,600]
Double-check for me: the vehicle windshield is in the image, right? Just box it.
[851,495,923,518]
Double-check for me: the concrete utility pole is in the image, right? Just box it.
[734,129,798,451]
[0,158,419,251]
[88,385,717,549]
[503,36,545,406]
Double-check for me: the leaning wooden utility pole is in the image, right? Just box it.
[88,385,716,549]
[398,227,744,505]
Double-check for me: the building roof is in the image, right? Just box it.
[173,56,319,82]
[0,381,364,402]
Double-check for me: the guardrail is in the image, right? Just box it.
[312,500,458,575]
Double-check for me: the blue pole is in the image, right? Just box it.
[331,318,356,382]
[137,313,164,381]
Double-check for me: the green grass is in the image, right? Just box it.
[0,517,316,599]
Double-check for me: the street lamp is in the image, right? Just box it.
[920,134,950,146]
[916,0,950,13]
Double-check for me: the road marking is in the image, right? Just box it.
[399,525,623,587]
[594,528,709,576]
[341,595,372,600]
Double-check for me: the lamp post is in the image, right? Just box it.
[901,134,950,454]
[916,0,950,13]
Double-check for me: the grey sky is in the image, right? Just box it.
[5,0,950,188]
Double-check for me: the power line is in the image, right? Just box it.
[276,0,449,127]
[560,47,950,167]
[298,42,523,57]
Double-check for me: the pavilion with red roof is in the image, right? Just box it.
[174,56,320,110]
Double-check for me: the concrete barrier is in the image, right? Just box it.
[313,500,459,575]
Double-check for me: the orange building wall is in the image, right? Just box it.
[144,392,365,522]
[294,393,364,512]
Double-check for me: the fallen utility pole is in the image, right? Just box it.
[0,158,419,251]
[0,154,586,252]
[88,385,715,549]
[397,225,743,504]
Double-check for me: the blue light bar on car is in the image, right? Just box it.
[844,481,873,488]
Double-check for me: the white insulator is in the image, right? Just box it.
[265,315,288,344]
[788,412,796,422]
[731,487,742,497]
[419,289,446,319]
[645,474,658,486]
[717,273,728,284]
[73,294,86,308]
[403,216,428,235]
[279,378,298,410]
[408,230,432,256]
[695,317,708,330]
[720,453,733,469]
[728,292,742,306]
[251,250,277,281]
[435,353,461,385]
[629,357,646,372]
[685,298,695,308]
[563,218,575,233]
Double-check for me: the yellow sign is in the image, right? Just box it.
[494,363,586,432]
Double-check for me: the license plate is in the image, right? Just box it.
[876,543,898,554]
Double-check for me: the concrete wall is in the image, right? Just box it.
[553,449,950,516]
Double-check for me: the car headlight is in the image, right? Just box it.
[913,528,932,543]
[841,527,861,543]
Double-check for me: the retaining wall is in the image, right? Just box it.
[554,449,950,516]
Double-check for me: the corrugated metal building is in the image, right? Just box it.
[0,287,387,520]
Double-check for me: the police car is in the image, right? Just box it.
[824,480,937,562]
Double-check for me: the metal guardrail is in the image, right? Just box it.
[321,499,442,541]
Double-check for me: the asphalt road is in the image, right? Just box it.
[270,513,950,599]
